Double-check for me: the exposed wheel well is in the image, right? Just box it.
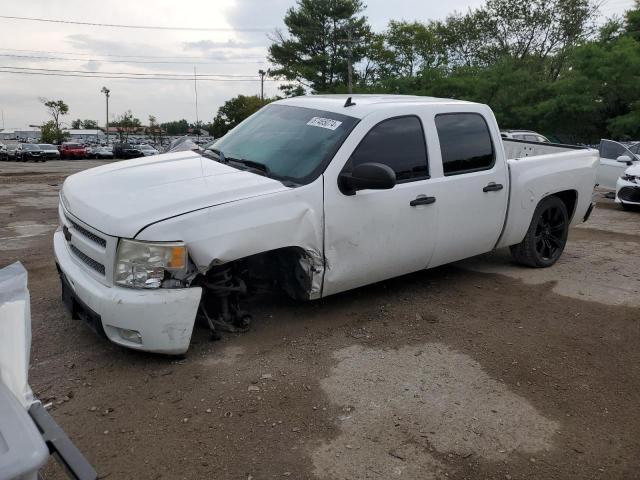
[204,246,320,301]
[549,190,577,221]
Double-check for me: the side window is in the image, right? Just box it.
[349,116,428,181]
[435,113,495,176]
[523,135,538,142]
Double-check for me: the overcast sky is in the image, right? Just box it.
[0,0,634,129]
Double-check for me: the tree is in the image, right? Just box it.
[212,95,272,138]
[148,115,164,146]
[70,118,99,129]
[112,110,142,143]
[40,120,69,144]
[268,0,370,93]
[160,119,190,135]
[40,98,69,144]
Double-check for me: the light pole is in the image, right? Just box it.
[258,69,266,101]
[101,86,110,145]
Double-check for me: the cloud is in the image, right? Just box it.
[183,39,265,51]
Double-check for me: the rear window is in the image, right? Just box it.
[435,113,495,176]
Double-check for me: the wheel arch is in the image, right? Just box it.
[549,189,578,222]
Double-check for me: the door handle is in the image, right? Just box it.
[410,196,436,207]
[483,182,504,192]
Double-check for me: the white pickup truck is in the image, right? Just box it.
[54,95,599,354]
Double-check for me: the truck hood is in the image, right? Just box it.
[62,151,290,238]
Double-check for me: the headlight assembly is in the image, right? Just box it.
[115,239,187,289]
[622,174,638,183]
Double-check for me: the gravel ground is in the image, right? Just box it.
[1,160,639,480]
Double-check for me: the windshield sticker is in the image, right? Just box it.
[307,117,342,130]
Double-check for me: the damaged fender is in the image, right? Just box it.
[136,179,326,299]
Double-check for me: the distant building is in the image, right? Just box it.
[67,129,106,143]
[0,128,41,141]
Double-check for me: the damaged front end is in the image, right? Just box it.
[194,247,325,340]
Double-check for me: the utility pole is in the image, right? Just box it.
[194,66,200,144]
[258,69,266,101]
[347,27,353,94]
[101,86,110,145]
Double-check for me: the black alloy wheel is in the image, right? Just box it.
[510,195,569,268]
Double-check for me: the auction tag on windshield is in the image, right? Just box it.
[307,117,342,130]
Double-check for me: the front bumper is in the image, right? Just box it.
[54,231,202,354]
[615,178,640,205]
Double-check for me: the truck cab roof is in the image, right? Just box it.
[275,94,475,119]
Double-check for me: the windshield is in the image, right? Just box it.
[23,144,40,150]
[38,144,56,150]
[140,145,154,150]
[64,143,82,149]
[212,104,358,183]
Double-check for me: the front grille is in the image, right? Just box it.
[66,216,107,247]
[619,186,640,203]
[69,244,106,275]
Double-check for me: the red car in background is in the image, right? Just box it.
[59,142,86,159]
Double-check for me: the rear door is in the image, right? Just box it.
[426,111,509,268]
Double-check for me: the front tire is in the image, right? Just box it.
[510,195,569,268]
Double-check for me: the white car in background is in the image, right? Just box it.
[139,144,159,156]
[598,139,639,190]
[501,130,550,143]
[616,163,640,210]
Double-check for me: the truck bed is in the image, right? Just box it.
[503,138,586,160]
[496,139,599,249]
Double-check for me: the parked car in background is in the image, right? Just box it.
[0,143,6,160]
[139,144,159,156]
[38,144,61,160]
[94,145,114,159]
[501,130,550,143]
[84,145,95,157]
[615,163,640,210]
[5,144,19,161]
[60,142,86,160]
[16,143,45,162]
[113,143,143,159]
[598,139,639,190]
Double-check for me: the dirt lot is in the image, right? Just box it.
[1,160,639,480]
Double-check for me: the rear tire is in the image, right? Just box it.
[510,195,569,268]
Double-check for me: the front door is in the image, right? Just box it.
[323,114,438,297]
[598,140,638,190]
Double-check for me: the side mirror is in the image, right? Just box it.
[338,162,396,196]
[617,155,633,165]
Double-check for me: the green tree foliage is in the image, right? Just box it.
[160,119,190,135]
[112,110,142,143]
[40,98,69,144]
[71,119,99,129]
[211,95,273,138]
[40,120,69,144]
[268,0,370,93]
